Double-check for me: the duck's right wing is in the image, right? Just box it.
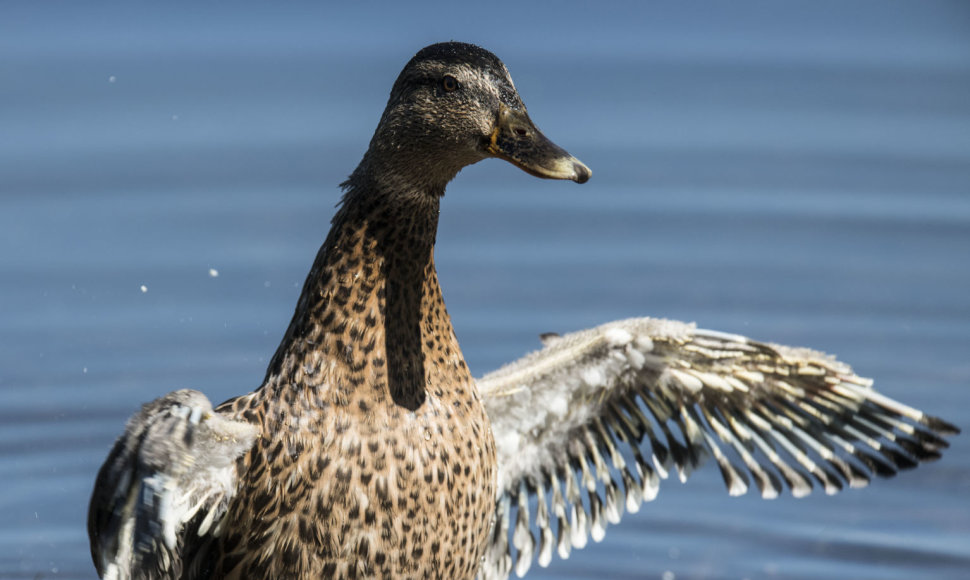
[88,389,258,580]
[477,317,958,579]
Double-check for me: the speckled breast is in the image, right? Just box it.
[211,378,497,580]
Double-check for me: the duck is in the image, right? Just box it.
[87,42,959,580]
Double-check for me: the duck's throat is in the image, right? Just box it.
[263,186,470,411]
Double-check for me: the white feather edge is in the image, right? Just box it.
[478,317,696,494]
[93,391,258,579]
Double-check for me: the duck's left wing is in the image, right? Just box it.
[88,389,258,580]
[476,317,958,579]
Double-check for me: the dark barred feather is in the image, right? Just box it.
[88,390,257,580]
[478,318,958,579]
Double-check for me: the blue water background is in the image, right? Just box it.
[2,1,969,578]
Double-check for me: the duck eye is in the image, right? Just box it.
[440,75,460,93]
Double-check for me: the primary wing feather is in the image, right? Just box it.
[88,390,258,580]
[477,317,958,579]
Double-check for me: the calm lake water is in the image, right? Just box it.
[2,2,969,579]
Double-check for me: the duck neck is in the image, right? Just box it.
[262,171,470,411]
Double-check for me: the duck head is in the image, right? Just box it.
[361,42,591,194]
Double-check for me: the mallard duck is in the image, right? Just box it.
[88,42,958,580]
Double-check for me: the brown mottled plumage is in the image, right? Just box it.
[202,42,588,579]
[209,176,496,579]
[88,41,590,580]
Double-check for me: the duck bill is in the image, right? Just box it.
[486,104,591,184]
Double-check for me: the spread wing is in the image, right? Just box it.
[477,317,959,579]
[88,390,258,580]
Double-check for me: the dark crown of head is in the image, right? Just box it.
[406,42,505,73]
